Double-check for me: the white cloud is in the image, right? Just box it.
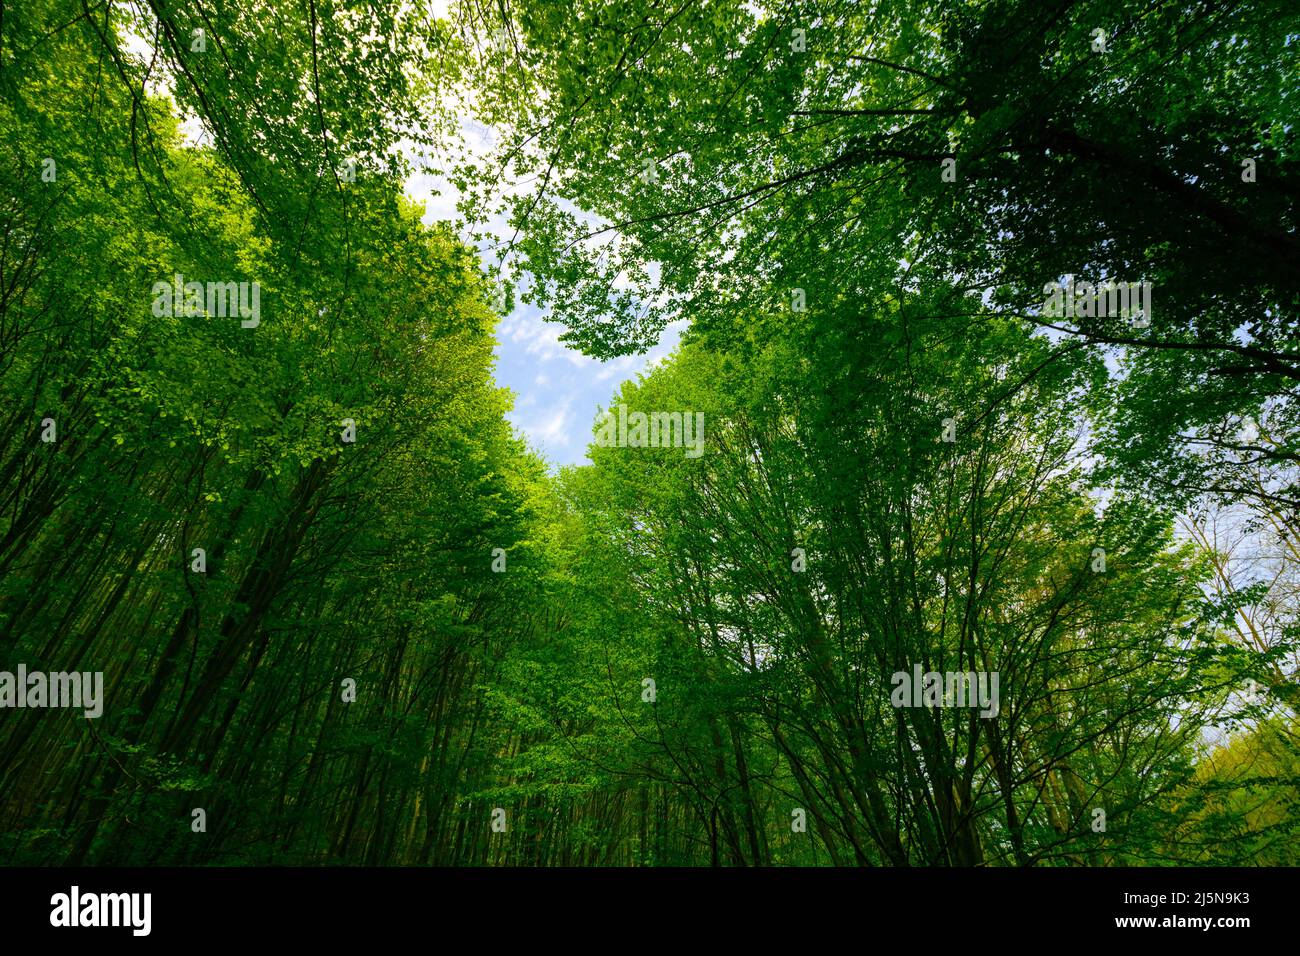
[498,312,594,369]
[511,397,575,452]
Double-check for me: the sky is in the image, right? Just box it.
[403,0,688,471]
[403,122,685,471]
[490,303,686,470]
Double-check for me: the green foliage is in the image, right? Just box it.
[0,0,1294,868]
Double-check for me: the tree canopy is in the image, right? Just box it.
[0,0,1295,867]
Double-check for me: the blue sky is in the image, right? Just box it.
[404,122,684,470]
[491,302,685,469]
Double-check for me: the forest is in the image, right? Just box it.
[0,0,1296,867]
